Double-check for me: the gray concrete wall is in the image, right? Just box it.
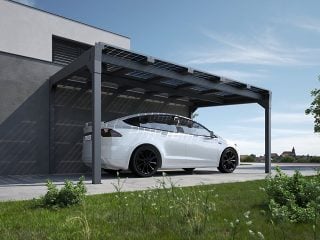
[0,0,130,62]
[0,52,189,175]
[0,52,61,175]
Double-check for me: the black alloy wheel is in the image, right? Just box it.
[218,148,238,173]
[131,145,161,177]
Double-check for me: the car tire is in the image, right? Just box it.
[218,148,238,173]
[130,145,161,177]
[183,168,195,173]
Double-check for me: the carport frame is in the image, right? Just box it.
[49,42,271,184]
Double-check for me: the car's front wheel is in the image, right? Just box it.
[218,148,238,173]
[130,145,161,177]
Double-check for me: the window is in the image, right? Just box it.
[123,117,140,127]
[52,36,91,65]
[190,122,211,137]
[124,115,176,132]
[177,118,211,137]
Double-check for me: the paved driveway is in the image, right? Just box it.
[0,163,319,201]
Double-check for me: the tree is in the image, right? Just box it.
[305,78,320,133]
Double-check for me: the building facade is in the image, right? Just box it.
[0,0,130,175]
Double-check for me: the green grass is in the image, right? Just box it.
[0,177,316,240]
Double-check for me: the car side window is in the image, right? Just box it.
[175,118,211,137]
[124,115,211,136]
[139,115,176,132]
[191,122,211,137]
[123,117,140,127]
[176,117,192,134]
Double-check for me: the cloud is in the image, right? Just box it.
[229,133,320,156]
[279,102,309,112]
[223,121,319,155]
[293,18,320,33]
[228,125,311,136]
[186,28,320,66]
[205,69,266,83]
[13,0,36,6]
[241,112,313,124]
[272,134,320,156]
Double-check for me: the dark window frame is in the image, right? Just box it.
[123,114,215,137]
[123,114,177,133]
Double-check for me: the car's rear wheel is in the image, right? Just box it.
[131,145,161,177]
[218,148,238,173]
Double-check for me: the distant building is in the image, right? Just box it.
[281,147,296,158]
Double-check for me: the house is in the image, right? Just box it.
[281,147,296,158]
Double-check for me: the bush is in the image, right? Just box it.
[279,156,295,163]
[241,154,256,162]
[41,176,87,208]
[264,167,320,222]
[310,156,320,163]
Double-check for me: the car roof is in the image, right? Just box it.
[84,113,191,126]
[116,112,192,121]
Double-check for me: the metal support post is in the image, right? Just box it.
[49,83,56,174]
[91,43,103,184]
[264,92,271,173]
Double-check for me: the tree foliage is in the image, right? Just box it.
[305,78,320,133]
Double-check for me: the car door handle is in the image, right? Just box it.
[202,136,212,140]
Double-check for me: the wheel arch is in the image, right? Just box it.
[219,147,240,166]
[129,143,163,170]
[218,146,240,173]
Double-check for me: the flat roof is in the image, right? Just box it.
[50,43,270,109]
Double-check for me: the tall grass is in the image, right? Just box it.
[0,174,318,239]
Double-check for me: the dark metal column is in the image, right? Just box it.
[49,83,56,174]
[92,43,103,184]
[264,92,272,173]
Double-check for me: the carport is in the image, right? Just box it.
[49,43,271,184]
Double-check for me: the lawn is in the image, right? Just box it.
[0,176,316,240]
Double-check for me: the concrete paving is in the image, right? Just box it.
[0,163,319,201]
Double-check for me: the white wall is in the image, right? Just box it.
[0,0,130,61]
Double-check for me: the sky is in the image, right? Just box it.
[15,0,320,156]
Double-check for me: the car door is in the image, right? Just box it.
[182,119,220,167]
[139,114,187,168]
[159,115,188,167]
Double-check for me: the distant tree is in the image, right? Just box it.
[280,156,295,163]
[241,155,255,162]
[305,77,320,133]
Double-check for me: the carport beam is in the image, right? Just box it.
[92,43,103,184]
[264,93,271,173]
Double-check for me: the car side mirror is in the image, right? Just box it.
[209,131,215,138]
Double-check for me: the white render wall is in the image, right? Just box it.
[0,0,130,61]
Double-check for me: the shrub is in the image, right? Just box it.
[310,156,320,163]
[241,155,256,162]
[279,156,295,163]
[41,176,87,208]
[264,167,320,222]
[42,180,59,206]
